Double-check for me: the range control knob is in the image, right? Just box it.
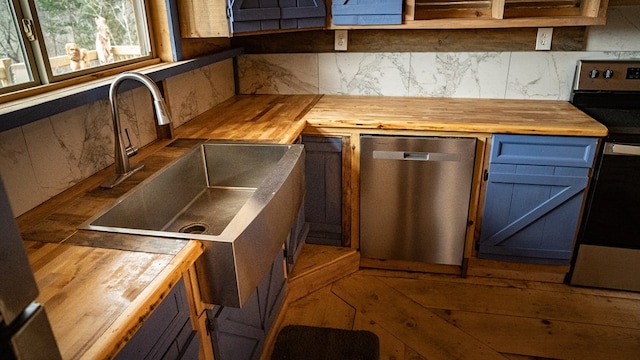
[588,69,599,78]
[604,69,614,79]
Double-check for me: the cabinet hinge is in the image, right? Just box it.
[206,318,216,332]
[483,169,489,181]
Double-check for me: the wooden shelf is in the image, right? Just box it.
[180,0,608,39]
[328,0,608,29]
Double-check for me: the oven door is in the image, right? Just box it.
[571,141,640,291]
[580,142,640,250]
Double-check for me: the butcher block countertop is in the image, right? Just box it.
[302,95,608,136]
[17,94,606,360]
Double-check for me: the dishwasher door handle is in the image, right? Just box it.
[373,150,461,162]
[605,143,640,156]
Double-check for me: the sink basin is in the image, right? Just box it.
[81,140,305,307]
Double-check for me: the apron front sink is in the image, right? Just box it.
[81,140,305,307]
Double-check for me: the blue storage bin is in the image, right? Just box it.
[281,0,327,29]
[332,0,403,25]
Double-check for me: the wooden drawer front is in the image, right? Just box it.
[491,135,597,168]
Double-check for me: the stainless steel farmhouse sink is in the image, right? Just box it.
[81,140,305,307]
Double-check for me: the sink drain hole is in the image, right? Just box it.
[179,223,209,234]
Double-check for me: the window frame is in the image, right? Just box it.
[2,0,41,93]
[1,0,156,95]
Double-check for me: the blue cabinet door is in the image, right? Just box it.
[478,135,598,264]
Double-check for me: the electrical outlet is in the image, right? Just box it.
[536,28,553,51]
[335,30,348,51]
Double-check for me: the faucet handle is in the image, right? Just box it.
[124,128,138,157]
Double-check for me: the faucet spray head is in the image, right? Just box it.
[154,100,172,126]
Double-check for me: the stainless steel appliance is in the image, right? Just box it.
[359,135,476,266]
[569,60,640,292]
[0,176,61,360]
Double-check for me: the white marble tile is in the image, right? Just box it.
[318,53,411,96]
[0,127,46,216]
[21,119,82,202]
[505,51,619,100]
[586,6,640,52]
[238,54,319,94]
[194,60,236,110]
[48,99,113,178]
[409,52,511,98]
[164,70,203,127]
[20,101,116,203]
[165,59,236,127]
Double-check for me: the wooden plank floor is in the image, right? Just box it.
[265,251,640,359]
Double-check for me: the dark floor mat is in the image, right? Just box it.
[271,325,379,360]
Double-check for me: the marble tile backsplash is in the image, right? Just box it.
[238,6,640,99]
[0,59,235,216]
[240,48,638,99]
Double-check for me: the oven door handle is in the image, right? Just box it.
[605,143,640,156]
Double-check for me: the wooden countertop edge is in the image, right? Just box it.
[79,241,203,360]
[302,95,609,137]
[304,120,609,137]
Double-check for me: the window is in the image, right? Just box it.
[0,0,152,95]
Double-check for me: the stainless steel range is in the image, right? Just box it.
[569,60,640,292]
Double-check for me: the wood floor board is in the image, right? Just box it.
[353,312,408,360]
[288,244,358,278]
[380,276,640,330]
[331,273,507,360]
[362,267,640,301]
[279,285,356,330]
[286,244,360,302]
[501,355,555,360]
[360,267,562,292]
[430,308,640,359]
[404,347,428,360]
[264,246,640,360]
[523,281,640,301]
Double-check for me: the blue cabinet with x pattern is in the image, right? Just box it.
[478,135,598,264]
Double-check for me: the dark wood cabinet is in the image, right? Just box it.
[208,249,286,360]
[116,279,199,360]
[478,135,598,264]
[303,135,344,246]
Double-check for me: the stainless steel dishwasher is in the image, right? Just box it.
[360,135,476,266]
